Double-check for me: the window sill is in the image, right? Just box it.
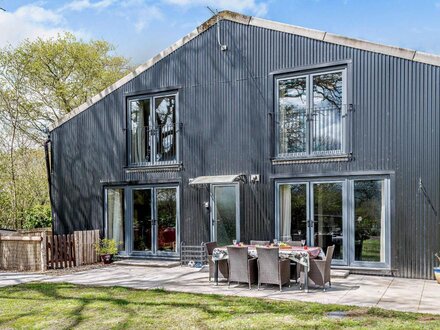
[272,153,352,165]
[125,162,183,173]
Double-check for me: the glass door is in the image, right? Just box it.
[278,183,308,242]
[156,188,178,255]
[211,184,240,246]
[132,189,153,252]
[130,186,178,256]
[277,180,347,265]
[312,182,344,261]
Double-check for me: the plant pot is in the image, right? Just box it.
[434,267,440,284]
[100,254,113,264]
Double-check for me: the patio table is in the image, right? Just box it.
[211,245,323,293]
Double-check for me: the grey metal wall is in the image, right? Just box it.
[50,20,440,279]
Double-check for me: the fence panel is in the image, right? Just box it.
[73,229,99,266]
[46,233,76,269]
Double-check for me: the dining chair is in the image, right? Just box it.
[256,247,290,291]
[204,241,229,282]
[300,245,335,291]
[227,246,257,289]
[250,240,270,246]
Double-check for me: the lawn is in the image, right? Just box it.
[0,283,439,329]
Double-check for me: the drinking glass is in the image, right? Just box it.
[232,240,237,245]
[301,239,306,247]
[273,239,278,246]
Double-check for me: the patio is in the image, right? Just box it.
[5,264,432,315]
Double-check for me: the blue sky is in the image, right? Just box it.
[1,1,440,65]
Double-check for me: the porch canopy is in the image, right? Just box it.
[189,174,246,186]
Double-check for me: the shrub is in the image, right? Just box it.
[23,204,52,229]
[94,238,118,255]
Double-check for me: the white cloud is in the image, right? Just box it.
[0,5,82,48]
[134,6,163,32]
[164,0,268,16]
[62,0,116,12]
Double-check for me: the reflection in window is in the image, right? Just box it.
[277,69,345,157]
[129,94,177,165]
[312,72,343,152]
[354,180,385,262]
[278,77,307,154]
[313,182,344,260]
[106,188,125,252]
[157,188,177,252]
[154,96,176,162]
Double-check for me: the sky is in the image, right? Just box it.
[1,0,440,66]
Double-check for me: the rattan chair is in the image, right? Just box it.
[204,241,228,282]
[250,240,270,246]
[300,245,335,291]
[256,247,290,291]
[227,246,257,289]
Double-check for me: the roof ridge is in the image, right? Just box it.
[50,10,440,131]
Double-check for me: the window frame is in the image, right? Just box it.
[275,67,348,159]
[126,91,179,167]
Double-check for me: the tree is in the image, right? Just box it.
[0,32,131,141]
[0,33,131,229]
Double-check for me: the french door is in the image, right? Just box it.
[276,177,390,267]
[277,180,346,265]
[210,184,240,246]
[129,186,179,256]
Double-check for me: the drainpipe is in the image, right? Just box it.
[44,133,55,265]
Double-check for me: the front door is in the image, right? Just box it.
[131,186,178,256]
[211,184,240,246]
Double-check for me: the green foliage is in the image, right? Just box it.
[0,33,130,229]
[94,238,118,255]
[22,204,52,230]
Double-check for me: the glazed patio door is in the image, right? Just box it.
[130,186,178,256]
[277,180,346,265]
[211,184,240,246]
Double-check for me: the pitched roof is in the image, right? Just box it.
[50,10,440,131]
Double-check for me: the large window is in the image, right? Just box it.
[276,177,389,267]
[129,93,178,165]
[277,69,346,157]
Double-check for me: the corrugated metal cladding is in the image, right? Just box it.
[50,20,440,279]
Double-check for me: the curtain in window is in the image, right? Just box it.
[107,189,125,251]
[280,185,292,241]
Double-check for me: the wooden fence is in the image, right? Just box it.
[46,229,100,269]
[46,234,76,269]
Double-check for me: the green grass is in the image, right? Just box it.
[0,283,439,329]
[361,238,381,261]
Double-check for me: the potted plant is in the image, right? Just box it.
[94,238,118,264]
[435,253,440,284]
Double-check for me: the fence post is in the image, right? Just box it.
[74,231,81,266]
[40,232,47,272]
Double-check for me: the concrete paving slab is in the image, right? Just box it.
[0,273,50,287]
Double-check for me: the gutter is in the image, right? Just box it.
[43,134,55,238]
